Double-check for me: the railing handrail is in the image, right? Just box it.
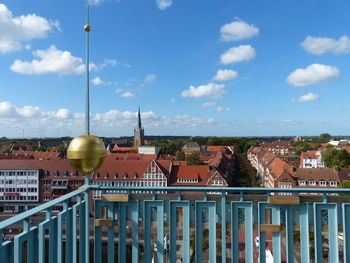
[0,185,91,229]
[93,185,350,193]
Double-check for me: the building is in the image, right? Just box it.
[170,164,228,187]
[0,167,39,212]
[0,160,85,212]
[181,141,201,155]
[248,146,342,190]
[138,145,161,155]
[133,107,145,148]
[259,142,291,155]
[300,150,324,168]
[294,168,340,188]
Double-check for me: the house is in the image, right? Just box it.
[181,142,201,155]
[300,150,324,168]
[170,164,228,187]
[259,142,291,155]
[294,168,340,188]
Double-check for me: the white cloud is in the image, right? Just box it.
[0,102,17,117]
[121,91,135,98]
[301,36,350,55]
[181,82,227,99]
[201,102,216,108]
[216,106,231,112]
[92,77,104,85]
[220,19,259,42]
[87,0,104,5]
[0,101,218,137]
[115,88,123,94]
[170,98,176,103]
[0,4,59,53]
[212,69,239,81]
[293,93,320,103]
[174,115,215,127]
[144,74,156,83]
[156,0,172,10]
[56,108,71,119]
[17,106,42,118]
[280,120,300,125]
[92,76,112,86]
[220,45,256,64]
[286,64,340,87]
[10,45,95,75]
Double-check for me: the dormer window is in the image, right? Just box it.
[330,181,337,187]
[133,173,138,178]
[123,173,128,179]
[114,173,118,179]
[104,173,109,179]
[309,181,316,186]
[319,181,327,186]
[94,173,99,178]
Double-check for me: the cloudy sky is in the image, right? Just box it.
[1,0,350,138]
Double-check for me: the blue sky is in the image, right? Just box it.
[1,0,350,138]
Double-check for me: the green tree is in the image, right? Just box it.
[318,133,332,143]
[187,152,200,165]
[322,148,350,168]
[176,151,186,161]
[56,144,65,152]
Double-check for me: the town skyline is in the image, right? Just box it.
[1,0,350,137]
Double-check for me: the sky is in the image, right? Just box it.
[1,0,350,138]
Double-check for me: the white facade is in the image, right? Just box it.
[138,146,161,155]
[0,169,40,212]
[301,151,324,169]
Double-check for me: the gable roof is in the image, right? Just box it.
[295,168,341,182]
[268,158,293,178]
[300,150,320,159]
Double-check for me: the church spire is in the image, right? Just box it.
[134,106,144,147]
[137,106,142,130]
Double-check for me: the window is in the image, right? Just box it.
[309,181,316,186]
[330,181,337,187]
[319,181,327,186]
[298,180,305,186]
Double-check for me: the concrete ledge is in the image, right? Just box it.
[260,224,281,232]
[95,219,113,227]
[101,194,129,202]
[268,196,300,205]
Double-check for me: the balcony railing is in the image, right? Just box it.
[1,181,350,262]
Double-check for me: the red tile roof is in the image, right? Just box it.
[300,150,319,160]
[11,151,60,160]
[93,160,152,181]
[268,158,293,178]
[295,168,340,182]
[207,145,234,152]
[111,146,137,153]
[106,153,157,161]
[170,165,209,185]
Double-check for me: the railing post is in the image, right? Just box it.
[84,176,90,263]
[221,192,226,263]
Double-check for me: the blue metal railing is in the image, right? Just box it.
[1,182,350,262]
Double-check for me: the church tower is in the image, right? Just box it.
[133,107,144,148]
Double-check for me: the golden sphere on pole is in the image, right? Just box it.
[84,24,91,32]
[67,134,106,173]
